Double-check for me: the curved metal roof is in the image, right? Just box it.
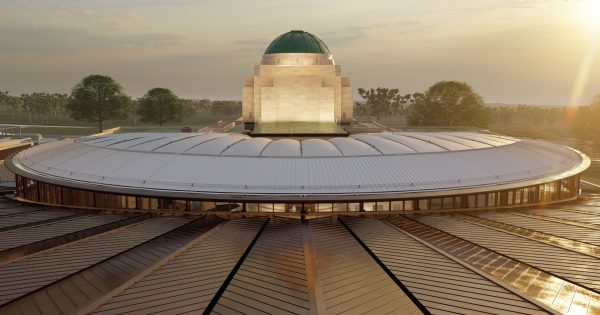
[8,132,589,201]
[264,30,331,55]
[75,131,519,157]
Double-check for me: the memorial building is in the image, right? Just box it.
[6,30,591,215]
[242,30,352,135]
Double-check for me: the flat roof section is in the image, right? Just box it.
[250,122,349,137]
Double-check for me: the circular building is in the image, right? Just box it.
[5,30,591,216]
[6,131,590,215]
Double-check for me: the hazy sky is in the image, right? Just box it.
[1,0,599,105]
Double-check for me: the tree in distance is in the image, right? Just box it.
[137,88,183,127]
[355,88,423,119]
[66,75,130,132]
[573,93,600,149]
[357,87,403,120]
[406,81,491,127]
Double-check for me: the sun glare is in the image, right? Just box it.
[566,0,600,123]
[579,0,600,29]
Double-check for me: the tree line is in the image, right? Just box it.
[572,94,600,150]
[355,80,600,148]
[0,75,241,131]
[3,75,599,149]
[354,81,491,127]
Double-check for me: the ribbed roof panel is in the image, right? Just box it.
[12,133,588,198]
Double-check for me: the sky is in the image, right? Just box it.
[0,0,599,105]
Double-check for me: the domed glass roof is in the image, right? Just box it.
[264,30,331,55]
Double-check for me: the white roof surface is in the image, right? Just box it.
[10,132,589,199]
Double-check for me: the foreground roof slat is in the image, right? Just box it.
[309,218,423,314]
[0,216,223,314]
[90,218,267,314]
[0,216,189,305]
[0,214,127,255]
[0,210,81,232]
[213,218,310,314]
[340,216,544,314]
[414,215,600,292]
[474,211,600,247]
[0,195,600,313]
[526,209,600,225]
[389,216,600,314]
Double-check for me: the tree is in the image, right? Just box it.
[137,88,183,127]
[66,75,130,132]
[406,81,491,127]
[572,93,600,149]
[357,87,403,120]
[0,91,9,108]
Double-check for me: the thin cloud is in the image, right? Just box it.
[0,25,184,54]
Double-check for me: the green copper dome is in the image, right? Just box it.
[264,30,331,55]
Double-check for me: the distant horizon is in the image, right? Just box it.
[0,89,581,108]
[1,0,599,106]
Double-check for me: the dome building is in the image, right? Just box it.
[5,30,591,216]
[242,30,353,132]
[2,30,598,315]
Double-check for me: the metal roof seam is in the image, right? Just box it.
[351,137,385,155]
[122,136,168,149]
[150,134,206,152]
[182,134,228,153]
[367,134,418,153]
[217,138,249,155]
[258,139,274,156]
[451,133,511,146]
[427,134,478,149]
[326,139,345,156]
[102,136,145,147]
[392,133,452,151]
[409,132,472,150]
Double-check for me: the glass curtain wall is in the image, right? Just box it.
[15,174,581,214]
